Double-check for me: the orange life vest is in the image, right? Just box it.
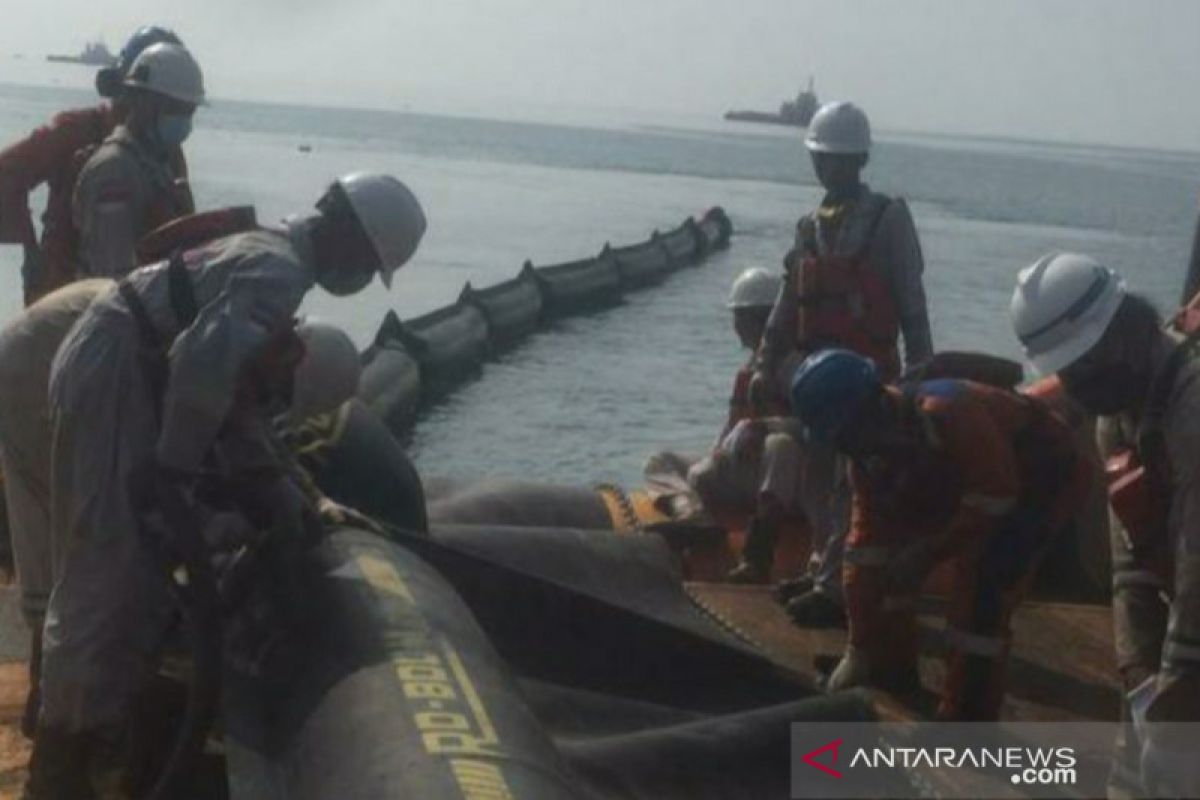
[137,205,258,265]
[792,202,900,380]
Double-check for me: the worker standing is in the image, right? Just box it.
[790,349,1086,720]
[0,27,190,303]
[71,42,202,279]
[1011,252,1200,796]
[25,173,426,798]
[758,101,934,627]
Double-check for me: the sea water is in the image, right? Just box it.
[1,81,1198,488]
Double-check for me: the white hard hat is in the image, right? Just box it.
[805,101,871,154]
[123,42,205,106]
[1010,252,1126,375]
[336,172,427,288]
[727,267,781,308]
[291,321,361,420]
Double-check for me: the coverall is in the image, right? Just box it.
[0,105,189,302]
[71,125,191,279]
[844,380,1087,720]
[42,224,315,732]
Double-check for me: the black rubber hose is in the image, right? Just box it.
[139,479,224,800]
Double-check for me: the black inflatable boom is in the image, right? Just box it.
[360,208,733,438]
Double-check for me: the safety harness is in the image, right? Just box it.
[117,252,198,419]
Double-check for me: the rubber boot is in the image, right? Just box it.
[784,588,847,629]
[727,517,776,584]
[774,573,815,604]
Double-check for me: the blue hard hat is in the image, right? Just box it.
[790,349,880,441]
[117,26,183,75]
[97,26,183,98]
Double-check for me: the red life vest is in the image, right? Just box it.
[793,201,900,380]
[137,205,258,265]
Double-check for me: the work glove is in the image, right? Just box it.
[317,496,385,535]
[236,473,324,548]
[128,458,203,558]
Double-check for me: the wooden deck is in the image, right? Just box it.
[687,583,1121,722]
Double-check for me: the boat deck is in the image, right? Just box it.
[0,585,1121,797]
[687,583,1121,723]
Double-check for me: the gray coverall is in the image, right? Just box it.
[71,125,189,278]
[760,185,933,602]
[1102,334,1200,797]
[42,224,316,732]
[0,280,111,628]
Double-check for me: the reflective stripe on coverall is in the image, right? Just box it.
[844,379,1087,720]
[42,225,315,731]
[71,125,191,280]
[759,184,934,601]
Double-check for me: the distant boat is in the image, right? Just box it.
[46,40,116,67]
[725,77,820,128]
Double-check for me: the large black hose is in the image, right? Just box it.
[223,528,581,800]
[131,474,224,800]
[393,523,810,712]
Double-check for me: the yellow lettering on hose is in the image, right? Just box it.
[442,643,500,748]
[356,554,415,601]
[356,551,514,798]
[451,759,515,800]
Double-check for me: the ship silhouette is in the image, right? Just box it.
[725,77,819,128]
[46,40,116,67]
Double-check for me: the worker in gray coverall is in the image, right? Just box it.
[25,172,426,798]
[757,101,934,628]
[1011,252,1200,798]
[71,42,201,279]
[0,276,360,744]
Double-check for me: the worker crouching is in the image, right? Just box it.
[790,349,1088,720]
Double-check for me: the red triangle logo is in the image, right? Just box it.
[802,738,844,779]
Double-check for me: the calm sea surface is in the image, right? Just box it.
[2,80,1197,487]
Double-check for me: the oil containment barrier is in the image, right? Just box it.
[359,207,733,438]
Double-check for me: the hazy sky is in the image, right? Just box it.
[3,0,1198,151]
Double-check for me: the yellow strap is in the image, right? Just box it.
[596,486,670,532]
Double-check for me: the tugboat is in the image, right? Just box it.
[725,77,820,128]
[46,40,116,67]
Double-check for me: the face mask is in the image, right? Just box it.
[156,113,193,147]
[316,263,374,297]
[1063,361,1143,416]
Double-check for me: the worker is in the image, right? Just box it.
[790,349,1086,720]
[24,173,426,798]
[1010,252,1200,796]
[0,27,190,304]
[0,275,361,741]
[757,101,934,628]
[71,41,202,279]
[684,268,804,582]
[718,268,787,439]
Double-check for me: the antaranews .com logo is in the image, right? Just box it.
[790,722,1124,799]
